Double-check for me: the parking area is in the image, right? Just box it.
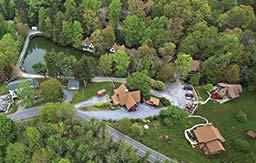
[151,81,198,112]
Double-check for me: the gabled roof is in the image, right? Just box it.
[217,83,242,99]
[112,94,120,105]
[83,37,91,45]
[67,79,79,89]
[149,97,160,106]
[194,124,225,143]
[206,140,225,154]
[125,93,137,111]
[114,83,129,94]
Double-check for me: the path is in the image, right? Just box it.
[12,30,45,79]
[78,104,166,121]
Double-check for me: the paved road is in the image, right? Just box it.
[6,91,175,162]
[79,104,167,121]
[91,77,127,83]
[74,95,110,109]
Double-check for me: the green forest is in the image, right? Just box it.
[0,0,255,92]
[0,104,146,162]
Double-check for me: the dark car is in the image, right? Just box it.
[185,93,194,98]
[183,85,193,91]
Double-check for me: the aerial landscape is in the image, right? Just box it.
[0,0,255,162]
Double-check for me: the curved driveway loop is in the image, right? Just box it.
[79,104,167,121]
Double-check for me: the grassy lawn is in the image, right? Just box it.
[0,83,8,95]
[110,92,256,163]
[72,82,120,104]
[195,86,209,101]
[196,92,256,163]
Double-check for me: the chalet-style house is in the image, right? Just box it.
[82,37,95,53]
[111,83,141,112]
[109,43,126,53]
[193,124,225,155]
[7,79,39,99]
[191,60,202,72]
[211,83,242,102]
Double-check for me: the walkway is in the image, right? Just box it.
[78,104,166,120]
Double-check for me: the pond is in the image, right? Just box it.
[23,36,92,74]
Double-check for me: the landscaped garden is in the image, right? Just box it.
[110,92,256,163]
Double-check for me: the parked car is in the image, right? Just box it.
[183,85,193,91]
[185,93,194,98]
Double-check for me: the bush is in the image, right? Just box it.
[234,139,249,152]
[131,123,144,138]
[117,118,132,132]
[163,118,173,127]
[203,84,213,92]
[95,102,109,108]
[155,81,166,90]
[236,111,247,123]
[40,79,63,102]
[160,105,188,125]
[160,97,171,106]
[189,73,200,86]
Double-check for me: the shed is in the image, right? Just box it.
[146,97,160,106]
[97,89,107,96]
[67,79,80,91]
[246,130,256,139]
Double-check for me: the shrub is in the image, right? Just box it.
[234,139,249,152]
[40,79,63,102]
[236,111,247,123]
[160,97,171,106]
[160,105,188,125]
[155,81,166,90]
[203,84,213,92]
[189,73,200,86]
[117,118,132,132]
[163,118,173,127]
[131,123,144,138]
[95,102,109,108]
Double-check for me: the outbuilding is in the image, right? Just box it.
[67,79,80,91]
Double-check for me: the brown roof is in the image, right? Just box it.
[151,79,157,87]
[114,83,129,94]
[83,37,91,44]
[217,83,242,99]
[97,89,106,95]
[206,140,225,154]
[149,97,160,106]
[246,130,256,139]
[112,43,126,51]
[111,86,141,111]
[192,60,202,72]
[194,124,225,143]
[125,93,137,111]
[112,94,120,105]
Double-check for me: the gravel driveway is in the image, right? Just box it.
[78,104,166,120]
